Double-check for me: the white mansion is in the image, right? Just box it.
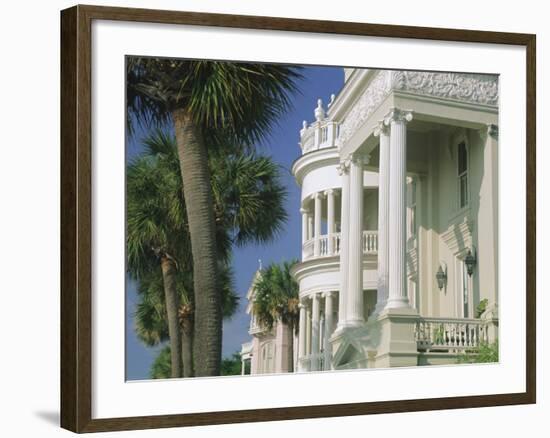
[241,68,499,375]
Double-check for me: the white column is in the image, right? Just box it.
[346,154,366,326]
[300,208,308,245]
[374,121,390,313]
[326,189,335,255]
[337,161,350,329]
[385,108,413,309]
[323,292,334,370]
[298,302,307,370]
[241,358,245,375]
[311,293,321,371]
[313,192,323,256]
[307,215,314,241]
[306,302,311,357]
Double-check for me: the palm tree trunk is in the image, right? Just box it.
[160,256,182,378]
[173,108,221,376]
[181,319,194,377]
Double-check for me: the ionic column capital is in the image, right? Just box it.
[300,207,309,215]
[324,188,335,196]
[337,158,350,175]
[322,291,333,299]
[373,119,390,137]
[314,191,324,200]
[383,108,413,126]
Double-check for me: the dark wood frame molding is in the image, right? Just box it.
[60,4,536,433]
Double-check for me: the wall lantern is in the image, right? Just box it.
[465,249,477,277]
[436,265,447,290]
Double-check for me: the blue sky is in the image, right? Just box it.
[126,64,344,380]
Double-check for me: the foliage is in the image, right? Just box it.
[127,58,303,148]
[134,264,240,346]
[457,340,499,364]
[475,298,489,319]
[220,352,244,376]
[151,348,246,378]
[150,346,172,379]
[253,260,300,333]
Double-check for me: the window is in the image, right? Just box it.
[457,141,469,208]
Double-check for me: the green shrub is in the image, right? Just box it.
[457,340,499,364]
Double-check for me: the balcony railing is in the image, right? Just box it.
[415,317,489,353]
[302,230,377,260]
[298,353,327,372]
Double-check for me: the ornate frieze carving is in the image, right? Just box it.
[392,71,499,106]
[337,71,392,148]
[337,70,498,149]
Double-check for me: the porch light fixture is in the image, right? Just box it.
[436,265,447,290]
[465,249,476,276]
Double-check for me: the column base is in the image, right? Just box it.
[384,297,411,310]
[372,307,419,368]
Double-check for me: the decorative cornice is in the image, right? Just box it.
[392,71,499,106]
[337,71,391,148]
[336,70,498,148]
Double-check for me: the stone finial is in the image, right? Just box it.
[314,98,325,121]
[302,120,307,130]
[328,93,336,108]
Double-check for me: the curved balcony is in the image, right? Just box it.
[302,230,378,261]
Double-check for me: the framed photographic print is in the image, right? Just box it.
[60,4,536,433]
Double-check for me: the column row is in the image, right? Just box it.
[298,291,337,371]
[300,189,338,257]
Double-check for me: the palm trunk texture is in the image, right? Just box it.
[181,323,194,377]
[173,108,221,376]
[160,256,182,378]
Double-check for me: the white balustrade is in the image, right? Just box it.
[415,318,489,353]
[302,238,314,259]
[362,230,378,254]
[302,231,378,261]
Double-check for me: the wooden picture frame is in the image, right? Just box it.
[61,4,536,433]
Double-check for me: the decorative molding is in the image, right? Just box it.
[336,70,498,149]
[373,119,390,137]
[487,123,499,140]
[392,71,499,106]
[383,107,414,126]
[441,216,475,255]
[337,71,391,148]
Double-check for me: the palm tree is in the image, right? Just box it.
[127,154,188,378]
[136,265,239,378]
[129,130,287,376]
[253,260,300,372]
[127,59,301,375]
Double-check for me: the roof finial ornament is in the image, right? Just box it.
[328,93,336,108]
[258,259,263,270]
[314,98,325,121]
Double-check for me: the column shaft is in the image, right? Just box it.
[375,124,390,312]
[324,292,334,370]
[311,293,321,371]
[298,304,307,366]
[386,109,413,309]
[313,193,322,256]
[300,208,308,245]
[337,163,350,328]
[326,189,335,255]
[346,155,365,325]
